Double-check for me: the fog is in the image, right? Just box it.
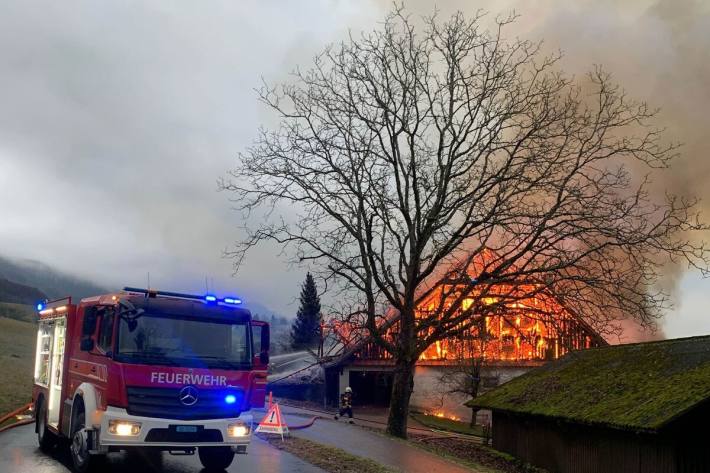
[0,1,707,333]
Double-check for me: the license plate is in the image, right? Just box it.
[176,425,198,433]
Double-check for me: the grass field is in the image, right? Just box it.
[0,301,36,323]
[260,434,396,473]
[0,313,36,416]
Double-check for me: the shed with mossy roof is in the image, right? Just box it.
[468,335,710,473]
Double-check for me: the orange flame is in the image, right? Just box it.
[415,281,594,362]
[424,410,462,421]
[330,252,604,364]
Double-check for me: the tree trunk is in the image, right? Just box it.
[386,358,417,438]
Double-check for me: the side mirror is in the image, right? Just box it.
[261,325,270,355]
[80,338,95,351]
[82,307,98,336]
[251,321,270,367]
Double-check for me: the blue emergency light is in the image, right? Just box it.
[224,394,237,404]
[36,303,44,311]
[123,288,243,307]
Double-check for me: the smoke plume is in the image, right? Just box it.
[374,0,710,340]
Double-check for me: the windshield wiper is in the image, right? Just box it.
[119,352,179,366]
[197,356,247,368]
[118,300,144,319]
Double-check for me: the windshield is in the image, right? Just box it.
[115,312,251,369]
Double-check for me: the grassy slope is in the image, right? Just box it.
[411,411,484,436]
[260,434,396,473]
[0,315,35,415]
[409,437,545,473]
[0,301,36,323]
[0,278,47,305]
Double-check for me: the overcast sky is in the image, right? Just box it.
[0,1,708,337]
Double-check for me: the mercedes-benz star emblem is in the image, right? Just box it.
[179,385,199,406]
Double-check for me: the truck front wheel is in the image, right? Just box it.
[198,446,235,471]
[70,410,104,473]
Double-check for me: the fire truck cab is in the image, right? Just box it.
[32,288,269,472]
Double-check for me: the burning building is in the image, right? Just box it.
[321,266,607,420]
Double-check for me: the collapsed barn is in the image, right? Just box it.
[320,273,607,419]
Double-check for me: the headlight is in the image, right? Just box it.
[108,420,141,436]
[228,422,250,437]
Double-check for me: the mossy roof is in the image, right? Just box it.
[468,335,710,432]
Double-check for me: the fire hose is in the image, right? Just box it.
[0,402,34,434]
[286,416,319,430]
[1,399,319,437]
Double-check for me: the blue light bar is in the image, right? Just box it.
[36,303,44,311]
[225,394,236,404]
[124,287,205,302]
[122,287,244,307]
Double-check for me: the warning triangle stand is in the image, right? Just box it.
[255,402,289,440]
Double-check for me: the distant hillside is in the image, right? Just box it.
[0,255,107,301]
[0,302,35,323]
[0,278,47,305]
[243,300,288,320]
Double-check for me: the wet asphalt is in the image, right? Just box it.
[0,423,324,473]
[1,409,477,473]
[288,416,474,473]
[274,404,476,473]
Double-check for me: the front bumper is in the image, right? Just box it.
[98,406,252,450]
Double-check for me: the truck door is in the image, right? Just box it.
[249,321,269,408]
[68,305,112,413]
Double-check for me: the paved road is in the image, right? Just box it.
[0,423,324,473]
[1,409,477,473]
[280,407,476,473]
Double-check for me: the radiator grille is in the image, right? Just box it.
[126,386,243,420]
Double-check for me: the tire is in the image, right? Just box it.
[69,408,103,473]
[198,446,235,471]
[36,397,57,452]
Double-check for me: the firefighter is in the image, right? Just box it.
[334,386,354,423]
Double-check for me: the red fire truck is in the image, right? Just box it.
[31,287,269,472]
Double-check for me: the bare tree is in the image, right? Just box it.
[223,8,708,438]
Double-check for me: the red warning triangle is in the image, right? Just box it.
[255,402,289,438]
[259,403,285,427]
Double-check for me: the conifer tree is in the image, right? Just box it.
[290,272,321,350]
